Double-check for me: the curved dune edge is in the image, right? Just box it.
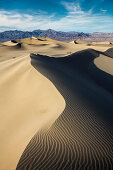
[16,53,113,170]
[105,47,113,58]
[74,39,113,47]
[1,41,18,46]
[89,54,113,93]
[94,54,113,76]
[0,55,65,170]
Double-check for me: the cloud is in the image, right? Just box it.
[0,10,55,31]
[0,2,113,32]
[61,2,84,14]
[100,8,108,13]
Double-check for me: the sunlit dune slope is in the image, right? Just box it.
[0,56,65,170]
[89,54,113,93]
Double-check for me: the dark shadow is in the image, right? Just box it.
[89,61,113,94]
[52,44,66,49]
[11,40,18,43]
[16,49,113,170]
[27,43,48,46]
[104,48,113,58]
[37,38,47,41]
[30,49,113,126]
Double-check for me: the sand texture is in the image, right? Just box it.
[0,55,65,170]
[0,37,113,170]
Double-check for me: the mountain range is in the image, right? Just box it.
[0,29,113,42]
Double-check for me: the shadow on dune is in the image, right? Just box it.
[30,50,113,124]
[1,42,25,50]
[11,40,18,43]
[30,49,113,93]
[89,61,113,94]
[17,49,113,170]
[104,48,113,58]
[28,43,48,46]
[52,44,66,49]
[37,38,47,41]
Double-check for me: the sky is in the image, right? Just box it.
[0,0,113,32]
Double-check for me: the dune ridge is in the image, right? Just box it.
[89,54,113,93]
[16,51,113,170]
[0,55,65,170]
[74,39,113,47]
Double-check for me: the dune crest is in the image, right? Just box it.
[89,54,113,93]
[0,55,65,170]
[16,53,113,170]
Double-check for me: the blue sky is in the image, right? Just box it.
[0,0,113,32]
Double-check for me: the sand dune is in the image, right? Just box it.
[105,47,113,58]
[0,37,111,62]
[0,37,113,170]
[1,41,18,46]
[74,39,113,47]
[0,55,65,170]
[12,37,59,45]
[1,43,23,50]
[89,54,113,93]
[74,39,88,44]
[94,55,113,75]
[17,51,113,170]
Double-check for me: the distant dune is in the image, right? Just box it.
[0,37,113,170]
[74,39,113,47]
[104,47,113,58]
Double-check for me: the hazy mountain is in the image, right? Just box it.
[0,29,90,42]
[0,29,113,42]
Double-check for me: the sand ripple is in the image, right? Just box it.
[17,51,113,170]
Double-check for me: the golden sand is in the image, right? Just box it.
[0,37,113,170]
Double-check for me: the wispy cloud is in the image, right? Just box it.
[0,2,113,32]
[100,8,108,13]
[0,10,55,31]
[61,2,84,14]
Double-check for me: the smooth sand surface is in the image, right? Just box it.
[0,37,113,170]
[94,54,113,75]
[0,55,65,170]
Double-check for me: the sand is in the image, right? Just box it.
[0,55,65,170]
[0,37,113,170]
[89,54,113,93]
[74,39,113,46]
[0,37,110,62]
[94,54,113,75]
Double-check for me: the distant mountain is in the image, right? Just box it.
[0,29,113,42]
[0,29,90,42]
[91,32,113,37]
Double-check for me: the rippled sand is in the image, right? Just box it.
[0,37,113,170]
